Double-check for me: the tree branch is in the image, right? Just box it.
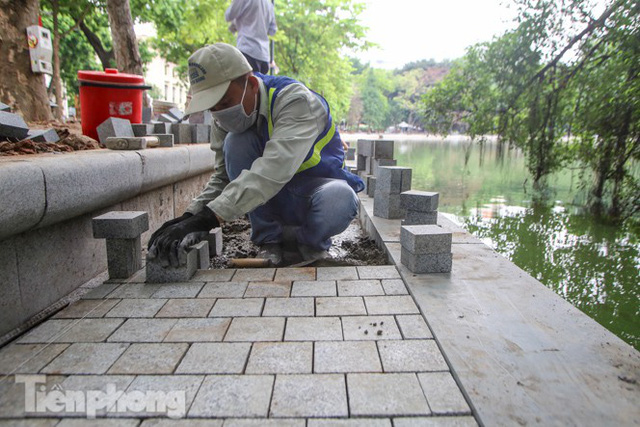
[62,3,92,38]
[78,20,115,69]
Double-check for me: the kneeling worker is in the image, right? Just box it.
[148,43,364,266]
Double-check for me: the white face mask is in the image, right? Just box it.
[211,79,258,133]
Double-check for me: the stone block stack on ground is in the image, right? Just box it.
[400,224,453,273]
[401,190,440,225]
[356,139,398,198]
[374,166,412,219]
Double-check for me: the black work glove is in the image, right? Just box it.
[149,207,220,267]
[148,212,193,249]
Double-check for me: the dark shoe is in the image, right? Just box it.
[298,244,330,262]
[257,243,283,266]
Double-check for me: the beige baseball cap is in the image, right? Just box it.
[185,43,252,115]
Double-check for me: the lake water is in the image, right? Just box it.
[346,135,639,350]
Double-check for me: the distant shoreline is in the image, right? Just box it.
[340,132,498,143]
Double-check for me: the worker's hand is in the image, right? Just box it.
[228,22,237,33]
[341,139,349,151]
[148,212,193,250]
[149,207,220,267]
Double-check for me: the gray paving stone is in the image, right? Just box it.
[400,190,439,212]
[290,280,336,297]
[418,372,472,414]
[263,297,314,317]
[232,268,275,282]
[192,124,210,143]
[108,318,177,342]
[357,265,401,279]
[53,299,120,318]
[96,117,134,144]
[209,298,264,317]
[309,419,391,427]
[224,317,285,342]
[54,318,125,342]
[150,282,204,298]
[357,154,367,170]
[194,268,235,281]
[108,343,188,374]
[171,123,193,144]
[246,341,312,374]
[121,374,204,418]
[317,266,358,280]
[57,374,135,417]
[177,342,251,374]
[27,128,59,143]
[81,283,120,299]
[314,341,382,373]
[0,343,69,374]
[372,158,397,176]
[381,279,408,295]
[149,133,174,147]
[274,267,316,281]
[341,316,401,340]
[56,418,138,426]
[199,281,248,298]
[188,110,213,125]
[106,298,167,318]
[146,248,198,283]
[373,139,394,159]
[403,210,438,225]
[189,375,273,417]
[105,236,143,279]
[244,281,291,298]
[373,192,404,219]
[397,315,433,339]
[168,107,184,121]
[393,417,478,426]
[108,283,160,299]
[366,174,377,197]
[164,318,231,342]
[41,342,128,374]
[270,374,347,417]
[158,113,178,123]
[225,419,304,427]
[401,225,452,254]
[378,340,448,372]
[153,122,172,134]
[401,249,453,274]
[346,146,356,160]
[0,374,66,417]
[337,279,384,296]
[141,420,222,427]
[285,317,343,341]
[132,123,154,136]
[193,241,210,269]
[348,373,430,416]
[155,298,216,318]
[206,227,223,256]
[376,166,412,195]
[15,319,73,343]
[316,297,367,316]
[365,296,420,315]
[357,139,374,157]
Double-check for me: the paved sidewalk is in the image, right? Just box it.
[0,265,477,425]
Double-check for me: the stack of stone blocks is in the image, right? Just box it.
[356,139,397,198]
[401,224,453,273]
[0,107,60,143]
[401,190,440,225]
[374,166,413,219]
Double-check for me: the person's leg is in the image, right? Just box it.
[241,52,269,74]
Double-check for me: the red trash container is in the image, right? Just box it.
[78,68,150,140]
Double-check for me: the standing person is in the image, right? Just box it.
[148,43,364,267]
[226,0,277,74]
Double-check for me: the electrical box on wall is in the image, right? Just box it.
[26,25,53,74]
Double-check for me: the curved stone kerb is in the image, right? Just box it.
[0,160,46,240]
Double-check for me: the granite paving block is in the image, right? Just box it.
[168,107,184,121]
[141,420,223,427]
[146,248,198,283]
[401,225,452,254]
[317,266,358,280]
[393,417,478,426]
[225,420,304,427]
[53,299,120,318]
[381,279,408,295]
[0,101,10,112]
[164,318,231,342]
[105,237,143,279]
[151,282,204,298]
[376,166,412,195]
[270,374,348,417]
[56,375,135,417]
[0,111,29,139]
[26,128,59,143]
[177,343,250,374]
[400,190,439,212]
[224,317,285,341]
[42,342,128,374]
[357,266,401,279]
[314,341,382,373]
[316,297,367,316]
[347,373,431,416]
[357,139,374,157]
[57,418,138,426]
[158,113,177,123]
[346,146,356,160]
[0,374,66,418]
[194,268,235,282]
[192,241,209,269]
[365,295,420,315]
[132,123,154,137]
[209,298,264,317]
[372,158,397,176]
[274,267,316,281]
[153,122,172,134]
[244,281,291,297]
[374,192,404,219]
[121,374,204,418]
[108,318,177,342]
[47,318,124,343]
[188,110,213,125]
[309,420,391,427]
[357,154,367,171]
[142,106,152,123]
[96,117,134,143]
[291,280,336,297]
[341,316,401,340]
[107,283,159,299]
[373,139,394,159]
[418,372,472,414]
[106,298,167,318]
[93,211,149,239]
[81,283,120,299]
[156,298,216,318]
[198,281,248,298]
[263,297,314,317]
[108,343,188,374]
[171,123,193,144]
[0,343,69,374]
[206,227,223,256]
[192,124,210,143]
[285,317,343,341]
[403,210,438,225]
[337,279,384,296]
[232,268,275,282]
[379,340,448,372]
[396,315,433,339]
[189,375,273,417]
[149,133,174,147]
[366,175,377,197]
[401,249,453,274]
[364,156,374,174]
[246,341,312,374]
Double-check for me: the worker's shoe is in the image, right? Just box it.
[257,243,283,266]
[298,244,330,262]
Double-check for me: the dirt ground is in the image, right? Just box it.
[210,217,389,268]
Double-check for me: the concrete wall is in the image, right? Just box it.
[0,146,215,339]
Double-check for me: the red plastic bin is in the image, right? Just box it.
[78,68,150,140]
